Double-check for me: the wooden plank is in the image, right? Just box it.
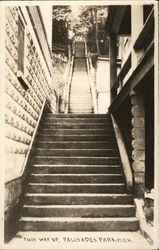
[111,55,131,92]
[134,8,154,50]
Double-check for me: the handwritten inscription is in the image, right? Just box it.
[23,236,134,243]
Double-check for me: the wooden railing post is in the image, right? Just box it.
[109,32,117,102]
[131,5,144,68]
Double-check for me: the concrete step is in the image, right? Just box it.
[45,114,109,118]
[22,205,135,217]
[25,193,133,205]
[39,123,108,129]
[70,93,91,96]
[69,98,93,101]
[70,95,92,98]
[19,217,139,231]
[69,109,94,113]
[32,165,122,174]
[69,104,93,108]
[36,141,117,149]
[69,112,94,114]
[39,135,115,142]
[29,174,124,183]
[69,109,93,113]
[27,183,125,193]
[42,124,113,130]
[69,102,92,104]
[47,113,109,117]
[40,129,114,136]
[69,105,92,108]
[70,88,91,91]
[69,99,92,102]
[69,100,92,103]
[33,156,120,165]
[35,149,119,157]
[69,101,93,105]
[43,117,111,124]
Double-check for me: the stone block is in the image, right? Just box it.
[131,117,145,127]
[132,139,145,149]
[134,183,145,198]
[131,105,145,117]
[131,95,144,105]
[132,150,145,161]
[133,173,145,198]
[131,128,145,139]
[132,161,145,172]
[130,90,144,105]
[134,172,145,183]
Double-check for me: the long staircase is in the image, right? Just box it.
[69,41,93,113]
[18,112,138,231]
[18,41,138,233]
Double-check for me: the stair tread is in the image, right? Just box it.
[39,135,114,137]
[20,217,138,221]
[26,193,131,197]
[35,149,118,153]
[30,174,123,176]
[44,119,110,122]
[28,183,125,186]
[46,114,109,117]
[36,148,116,151]
[34,156,120,158]
[37,141,116,143]
[41,129,113,131]
[33,164,121,167]
[23,205,135,208]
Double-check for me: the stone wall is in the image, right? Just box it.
[4,6,56,241]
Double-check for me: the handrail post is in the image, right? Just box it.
[64,42,75,114]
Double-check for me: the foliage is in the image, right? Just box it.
[52,55,67,96]
[52,5,108,54]
[79,6,108,53]
[53,6,72,24]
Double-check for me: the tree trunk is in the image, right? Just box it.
[94,8,99,54]
[90,8,99,54]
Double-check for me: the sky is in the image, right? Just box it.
[70,5,81,18]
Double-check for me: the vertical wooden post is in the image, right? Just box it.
[109,32,117,102]
[131,5,144,68]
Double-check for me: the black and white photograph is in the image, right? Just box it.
[0,0,158,249]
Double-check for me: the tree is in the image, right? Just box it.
[52,6,72,23]
[52,6,76,41]
[52,5,108,55]
[78,6,108,54]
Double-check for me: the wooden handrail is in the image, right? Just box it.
[111,54,131,93]
[64,52,74,114]
[111,114,133,193]
[85,41,98,113]
[111,8,154,98]
[134,8,154,50]
[110,41,154,113]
